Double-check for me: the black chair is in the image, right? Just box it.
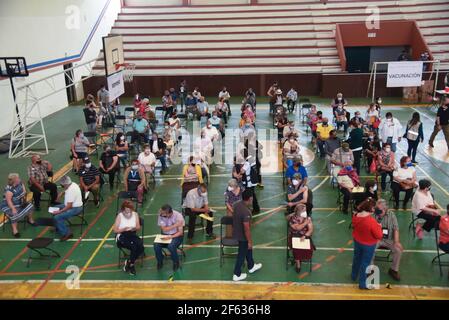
[431,219,449,276]
[67,197,88,235]
[219,216,239,267]
[26,218,60,268]
[162,233,186,265]
[114,115,127,133]
[286,221,313,272]
[2,212,27,233]
[374,245,392,262]
[117,216,145,268]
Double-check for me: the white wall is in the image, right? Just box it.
[125,0,183,5]
[0,0,121,137]
[191,0,249,4]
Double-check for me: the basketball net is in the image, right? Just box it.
[114,63,135,82]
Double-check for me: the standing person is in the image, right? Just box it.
[232,189,263,281]
[240,156,260,215]
[351,198,383,290]
[179,80,187,112]
[347,120,363,175]
[83,99,97,133]
[224,179,243,237]
[162,90,175,121]
[267,82,279,114]
[378,112,403,153]
[96,84,109,113]
[218,86,231,116]
[286,87,298,113]
[114,200,144,276]
[428,96,449,150]
[404,112,424,164]
[373,199,403,281]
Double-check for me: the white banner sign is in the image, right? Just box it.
[107,71,125,101]
[386,61,423,88]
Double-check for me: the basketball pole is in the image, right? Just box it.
[7,74,23,132]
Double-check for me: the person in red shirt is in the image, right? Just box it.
[351,197,383,289]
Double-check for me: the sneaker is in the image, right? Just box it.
[128,264,136,276]
[123,259,130,273]
[416,226,424,240]
[248,263,262,274]
[429,143,434,148]
[388,268,401,281]
[94,200,100,208]
[60,233,73,242]
[233,273,247,281]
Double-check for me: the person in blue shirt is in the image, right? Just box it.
[132,113,150,145]
[285,157,308,186]
[184,93,197,118]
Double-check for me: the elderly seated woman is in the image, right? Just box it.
[392,156,417,210]
[0,173,36,237]
[124,159,146,204]
[286,173,308,215]
[337,161,361,214]
[287,203,314,273]
[181,156,204,200]
[412,179,440,239]
[283,134,301,168]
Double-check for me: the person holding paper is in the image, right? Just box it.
[183,183,216,245]
[154,204,185,272]
[114,200,144,276]
[287,204,314,274]
[78,157,101,207]
[232,189,262,281]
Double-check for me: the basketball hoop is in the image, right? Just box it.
[114,63,135,82]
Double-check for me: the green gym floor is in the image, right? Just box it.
[0,97,449,300]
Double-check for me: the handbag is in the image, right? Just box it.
[372,118,381,129]
[369,158,377,174]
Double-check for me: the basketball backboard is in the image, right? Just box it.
[102,35,124,76]
[0,57,29,77]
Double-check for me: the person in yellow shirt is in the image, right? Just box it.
[316,117,334,158]
[181,156,204,200]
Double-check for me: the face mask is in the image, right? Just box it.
[120,136,125,141]
[372,185,377,192]
[338,98,342,101]
[212,115,217,119]
[406,162,413,167]
[345,166,353,171]
[322,122,328,126]
[165,126,169,129]
[36,160,42,165]
[201,192,208,197]
[85,163,92,169]
[131,165,139,170]
[369,136,374,140]
[144,149,150,155]
[374,208,382,215]
[292,179,299,186]
[300,211,307,218]
[79,133,84,138]
[227,186,234,192]
[378,99,382,104]
[207,125,212,129]
[385,148,391,153]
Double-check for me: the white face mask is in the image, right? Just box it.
[372,185,377,192]
[385,148,391,153]
[227,186,234,192]
[165,126,169,129]
[144,149,150,155]
[85,163,92,169]
[201,192,208,197]
[300,211,307,218]
[292,179,300,186]
[120,136,125,141]
[131,165,139,170]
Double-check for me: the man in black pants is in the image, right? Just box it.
[183,183,216,245]
[99,145,119,191]
[28,155,59,210]
[232,189,263,281]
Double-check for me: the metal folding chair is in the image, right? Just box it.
[26,218,60,268]
[431,219,449,276]
[219,216,239,267]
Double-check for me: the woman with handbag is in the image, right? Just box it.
[404,112,424,164]
[0,173,36,237]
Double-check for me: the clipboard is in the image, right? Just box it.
[292,237,311,250]
[199,213,214,222]
[154,234,172,244]
[48,207,60,214]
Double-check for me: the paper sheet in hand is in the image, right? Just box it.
[84,191,90,200]
[352,186,365,193]
[48,207,60,214]
[292,237,311,250]
[154,234,172,244]
[199,213,214,222]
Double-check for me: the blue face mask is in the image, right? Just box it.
[406,162,414,167]
[345,166,353,171]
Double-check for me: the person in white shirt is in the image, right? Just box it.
[192,87,202,100]
[209,111,224,138]
[286,88,298,113]
[196,96,211,121]
[218,86,231,113]
[194,130,214,165]
[379,112,403,152]
[202,120,220,142]
[51,176,83,241]
[412,179,441,239]
[392,156,416,210]
[138,145,156,176]
[283,121,300,142]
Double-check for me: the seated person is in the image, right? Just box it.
[0,173,36,238]
[203,119,220,142]
[154,204,185,272]
[286,173,308,214]
[195,130,214,165]
[131,113,150,145]
[114,200,144,276]
[316,118,333,158]
[137,145,156,187]
[184,94,198,118]
[285,157,308,186]
[324,130,341,174]
[337,161,360,214]
[209,111,224,138]
[123,159,146,204]
[99,145,120,191]
[181,156,203,200]
[330,142,354,178]
[377,143,395,191]
[28,155,58,210]
[334,104,349,135]
[183,183,215,244]
[115,133,129,168]
[438,205,449,261]
[351,111,366,126]
[374,199,403,281]
[78,157,101,207]
[412,179,440,239]
[309,109,322,143]
[162,90,174,121]
[392,156,416,210]
[363,131,381,170]
[275,112,288,142]
[162,121,176,159]
[287,203,314,273]
[51,176,83,242]
[70,129,91,173]
[283,135,301,168]
[282,121,299,143]
[331,92,348,109]
[196,96,211,121]
[149,132,168,174]
[240,116,256,138]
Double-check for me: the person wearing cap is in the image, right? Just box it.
[51,176,83,241]
[316,117,334,158]
[78,157,101,207]
[331,142,354,178]
[286,173,309,214]
[285,157,308,186]
[373,199,403,281]
[412,179,440,239]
